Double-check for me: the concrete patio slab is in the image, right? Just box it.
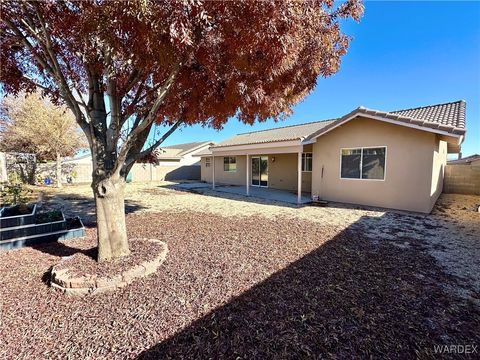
[168,182,311,205]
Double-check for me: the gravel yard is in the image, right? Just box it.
[1,182,479,358]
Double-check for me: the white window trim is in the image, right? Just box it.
[339,146,387,181]
[223,156,237,172]
[302,152,313,173]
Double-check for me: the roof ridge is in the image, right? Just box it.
[237,118,338,136]
[162,140,211,149]
[390,100,465,114]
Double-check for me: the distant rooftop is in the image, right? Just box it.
[447,154,480,165]
[157,141,213,159]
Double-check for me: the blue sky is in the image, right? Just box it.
[163,1,480,156]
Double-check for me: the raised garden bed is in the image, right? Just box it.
[0,203,36,228]
[50,239,168,296]
[0,205,85,251]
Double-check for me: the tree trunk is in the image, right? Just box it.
[56,152,62,188]
[92,175,130,262]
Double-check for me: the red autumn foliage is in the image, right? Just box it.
[1,0,363,131]
[0,0,363,261]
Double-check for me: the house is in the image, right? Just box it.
[55,141,213,184]
[130,141,213,182]
[199,101,466,213]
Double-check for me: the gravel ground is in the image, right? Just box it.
[42,182,480,295]
[0,183,477,359]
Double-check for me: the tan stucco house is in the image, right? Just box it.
[199,101,466,213]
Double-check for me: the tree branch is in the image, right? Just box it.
[111,63,181,177]
[126,120,182,168]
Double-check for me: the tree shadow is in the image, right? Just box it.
[40,190,146,227]
[137,215,479,359]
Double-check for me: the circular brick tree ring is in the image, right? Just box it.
[50,239,168,296]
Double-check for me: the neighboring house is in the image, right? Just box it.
[200,101,466,213]
[56,141,213,183]
[447,154,480,166]
[130,141,213,182]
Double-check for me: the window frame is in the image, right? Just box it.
[205,157,211,168]
[223,156,237,172]
[302,152,313,172]
[339,146,387,181]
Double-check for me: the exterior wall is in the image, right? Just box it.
[201,152,312,193]
[430,139,448,209]
[204,155,247,186]
[444,164,480,195]
[130,163,200,182]
[268,153,311,192]
[200,157,213,183]
[311,117,443,213]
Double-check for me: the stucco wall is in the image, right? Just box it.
[131,163,200,182]
[268,153,311,192]
[201,153,312,192]
[311,117,442,213]
[430,139,448,209]
[201,155,247,186]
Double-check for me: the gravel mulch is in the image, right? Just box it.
[1,210,479,359]
[53,238,163,279]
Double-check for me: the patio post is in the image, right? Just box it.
[246,154,250,196]
[212,155,216,189]
[297,151,302,204]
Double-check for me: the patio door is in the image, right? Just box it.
[251,156,268,187]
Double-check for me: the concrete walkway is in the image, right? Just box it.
[170,182,311,205]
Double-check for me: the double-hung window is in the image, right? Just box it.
[205,157,211,168]
[341,147,386,180]
[223,156,236,172]
[302,153,312,172]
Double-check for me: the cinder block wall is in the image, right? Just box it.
[443,164,480,195]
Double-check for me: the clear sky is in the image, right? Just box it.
[162,1,480,157]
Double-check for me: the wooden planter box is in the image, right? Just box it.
[0,204,37,228]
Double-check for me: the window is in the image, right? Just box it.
[302,153,312,172]
[205,157,211,168]
[223,156,236,172]
[341,147,386,180]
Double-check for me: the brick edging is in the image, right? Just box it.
[50,239,168,296]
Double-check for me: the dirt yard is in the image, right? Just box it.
[1,182,479,358]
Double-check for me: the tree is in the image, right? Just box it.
[0,91,86,187]
[0,0,363,261]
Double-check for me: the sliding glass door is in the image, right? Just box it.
[251,156,268,187]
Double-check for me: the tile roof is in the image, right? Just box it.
[157,141,212,158]
[213,101,466,148]
[214,119,337,147]
[390,100,466,129]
